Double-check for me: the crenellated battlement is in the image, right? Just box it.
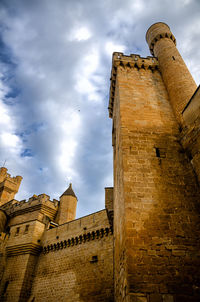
[0,193,59,220]
[147,31,176,56]
[0,167,23,206]
[108,52,158,118]
[43,226,113,254]
[0,167,22,184]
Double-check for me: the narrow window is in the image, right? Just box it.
[24,225,29,234]
[172,56,175,60]
[15,227,20,236]
[155,148,160,158]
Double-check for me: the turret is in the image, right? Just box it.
[146,22,197,124]
[56,183,77,225]
[0,167,22,206]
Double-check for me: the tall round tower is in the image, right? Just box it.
[146,22,197,124]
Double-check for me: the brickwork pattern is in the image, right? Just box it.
[0,207,113,301]
[181,85,200,185]
[111,59,200,301]
[30,211,113,302]
[146,23,197,124]
[0,167,22,206]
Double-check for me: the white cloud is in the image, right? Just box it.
[105,41,126,56]
[69,26,92,41]
[0,132,20,148]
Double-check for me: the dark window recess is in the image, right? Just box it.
[172,56,175,60]
[155,147,166,158]
[15,227,20,236]
[24,225,29,234]
[90,255,98,263]
[3,281,9,294]
[187,150,193,160]
[83,227,87,230]
[6,226,10,234]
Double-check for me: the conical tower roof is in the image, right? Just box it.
[60,183,77,198]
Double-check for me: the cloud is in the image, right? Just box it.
[0,0,199,218]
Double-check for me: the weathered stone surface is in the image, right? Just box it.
[111,22,200,302]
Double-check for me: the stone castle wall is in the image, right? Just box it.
[0,209,113,302]
[111,50,200,301]
[30,210,113,302]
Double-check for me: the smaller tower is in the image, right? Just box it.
[146,22,197,123]
[0,167,22,206]
[56,183,77,225]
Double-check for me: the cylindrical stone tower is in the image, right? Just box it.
[56,183,77,225]
[146,22,197,124]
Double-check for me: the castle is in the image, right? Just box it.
[0,22,200,302]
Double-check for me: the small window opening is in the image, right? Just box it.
[3,281,9,294]
[155,148,160,158]
[187,151,193,160]
[155,147,166,158]
[24,225,29,234]
[15,227,20,236]
[172,56,175,60]
[90,255,98,263]
[83,227,87,231]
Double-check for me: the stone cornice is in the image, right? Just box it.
[149,32,176,56]
[6,243,42,257]
[1,195,58,220]
[43,226,113,254]
[7,204,57,221]
[108,52,158,118]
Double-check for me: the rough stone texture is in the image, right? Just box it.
[0,167,22,206]
[0,190,113,302]
[105,187,113,213]
[181,85,200,184]
[56,192,77,224]
[0,210,7,233]
[0,254,38,302]
[31,230,113,301]
[146,22,197,124]
[110,23,200,302]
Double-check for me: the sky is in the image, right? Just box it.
[0,0,200,218]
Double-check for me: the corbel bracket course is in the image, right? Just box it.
[43,226,113,254]
[149,32,176,56]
